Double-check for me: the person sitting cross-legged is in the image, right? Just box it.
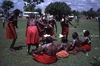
[68,32,81,55]
[80,30,91,53]
[32,36,58,64]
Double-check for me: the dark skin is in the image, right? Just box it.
[67,32,80,54]
[49,18,57,33]
[36,19,45,34]
[34,43,57,56]
[26,16,39,54]
[7,12,20,50]
[57,43,71,52]
[61,17,76,41]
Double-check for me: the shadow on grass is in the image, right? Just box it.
[90,57,100,66]
[14,46,26,50]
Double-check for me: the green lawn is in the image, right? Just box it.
[0,17,100,66]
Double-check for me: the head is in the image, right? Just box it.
[29,14,35,19]
[13,9,21,16]
[45,36,53,43]
[61,36,68,43]
[72,32,78,39]
[83,30,90,37]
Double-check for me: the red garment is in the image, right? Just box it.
[33,53,57,64]
[26,26,40,44]
[62,24,69,35]
[80,44,91,51]
[6,23,17,40]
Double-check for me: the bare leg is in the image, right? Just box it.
[36,44,39,49]
[10,39,16,51]
[28,44,31,54]
[66,35,68,42]
[3,22,5,28]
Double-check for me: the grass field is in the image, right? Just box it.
[0,17,100,66]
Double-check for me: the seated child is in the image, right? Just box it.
[68,32,81,55]
[80,30,91,53]
[56,36,70,58]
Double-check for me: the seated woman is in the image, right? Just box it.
[80,30,91,53]
[32,36,58,64]
[56,36,70,58]
[68,32,81,55]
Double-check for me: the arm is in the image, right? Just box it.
[7,14,14,23]
[57,44,63,51]
[34,44,46,54]
[37,21,45,33]
[69,40,76,50]
[80,37,90,45]
[68,21,77,28]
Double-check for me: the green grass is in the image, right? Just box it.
[0,17,100,66]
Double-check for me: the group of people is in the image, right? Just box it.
[5,9,91,64]
[32,30,91,64]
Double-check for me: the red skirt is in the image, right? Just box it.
[80,44,91,51]
[26,26,40,44]
[62,25,69,35]
[6,23,17,40]
[33,53,57,64]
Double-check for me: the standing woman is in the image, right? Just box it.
[6,9,20,51]
[26,14,40,54]
[60,16,76,42]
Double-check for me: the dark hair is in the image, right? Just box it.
[61,37,68,43]
[72,32,78,39]
[45,37,53,43]
[29,14,35,18]
[13,9,20,15]
[84,30,90,37]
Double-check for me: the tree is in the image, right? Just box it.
[45,2,71,20]
[87,8,96,19]
[1,1,14,18]
[97,8,100,16]
[72,10,79,16]
[24,0,44,4]
[25,4,35,11]
[24,0,44,11]
[34,8,42,15]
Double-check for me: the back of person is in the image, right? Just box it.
[33,36,57,64]
[44,43,57,56]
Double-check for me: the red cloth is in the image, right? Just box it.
[26,26,40,44]
[6,23,17,40]
[33,53,57,64]
[56,50,69,58]
[80,44,91,51]
[62,24,69,35]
